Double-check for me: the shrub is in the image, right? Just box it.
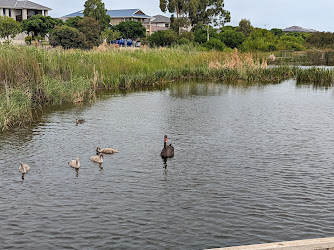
[278,35,305,51]
[241,28,278,52]
[25,35,32,45]
[0,16,21,41]
[178,38,191,45]
[148,30,178,47]
[202,38,225,51]
[77,17,103,49]
[115,21,146,40]
[193,24,218,44]
[179,31,194,41]
[219,29,245,48]
[49,26,87,49]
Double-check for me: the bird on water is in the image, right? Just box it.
[19,162,31,180]
[160,135,174,159]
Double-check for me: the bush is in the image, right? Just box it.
[241,28,278,52]
[148,30,178,47]
[179,31,194,41]
[115,21,146,40]
[202,38,225,51]
[278,35,305,51]
[50,26,87,49]
[193,24,218,44]
[219,29,245,48]
[25,35,32,45]
[0,16,21,41]
[178,38,191,45]
[77,17,102,49]
[306,32,334,48]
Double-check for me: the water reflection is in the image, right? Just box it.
[2,79,334,249]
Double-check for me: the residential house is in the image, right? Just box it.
[283,26,318,33]
[0,0,51,44]
[61,9,154,36]
[143,15,170,34]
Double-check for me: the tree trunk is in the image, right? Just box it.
[207,23,210,42]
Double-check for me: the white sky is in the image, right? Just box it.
[37,0,334,32]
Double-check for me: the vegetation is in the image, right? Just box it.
[21,15,63,38]
[83,0,111,30]
[115,21,146,40]
[1,45,334,131]
[0,16,21,42]
[49,26,87,49]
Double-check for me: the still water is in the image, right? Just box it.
[1,80,334,249]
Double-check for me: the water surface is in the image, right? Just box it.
[1,80,334,249]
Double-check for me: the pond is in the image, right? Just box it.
[1,80,334,249]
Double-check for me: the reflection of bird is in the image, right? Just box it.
[91,153,103,164]
[160,135,174,159]
[76,119,85,125]
[69,157,80,169]
[19,162,30,180]
[96,147,118,154]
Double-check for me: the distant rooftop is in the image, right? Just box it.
[63,9,152,19]
[0,0,51,10]
[283,26,318,33]
[144,14,170,24]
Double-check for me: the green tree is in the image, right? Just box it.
[236,18,253,37]
[50,26,87,49]
[115,21,146,40]
[83,0,111,30]
[270,28,284,38]
[219,29,245,48]
[0,16,21,41]
[148,30,178,47]
[65,16,83,30]
[188,0,230,41]
[241,28,278,52]
[102,28,121,43]
[278,35,305,51]
[21,15,63,38]
[78,17,103,49]
[193,24,218,44]
[170,14,190,35]
[202,37,225,51]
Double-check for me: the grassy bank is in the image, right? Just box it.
[0,45,333,131]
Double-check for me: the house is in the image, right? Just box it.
[61,9,154,35]
[0,0,51,44]
[143,15,170,34]
[283,26,318,33]
[0,0,51,22]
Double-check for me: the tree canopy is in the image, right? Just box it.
[0,16,21,41]
[83,0,111,30]
[21,15,63,38]
[115,21,146,40]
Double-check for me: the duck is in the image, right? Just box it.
[76,119,85,125]
[160,135,174,159]
[90,153,103,164]
[19,162,31,180]
[69,157,80,169]
[96,147,118,154]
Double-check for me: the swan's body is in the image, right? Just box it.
[76,119,85,125]
[96,147,118,154]
[19,163,30,179]
[90,153,103,164]
[69,158,80,169]
[160,135,174,158]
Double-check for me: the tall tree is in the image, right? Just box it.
[83,0,111,30]
[0,16,21,41]
[236,19,253,37]
[115,21,146,40]
[189,0,230,41]
[21,15,63,38]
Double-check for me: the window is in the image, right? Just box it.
[9,9,11,17]
[3,8,6,16]
[165,23,169,28]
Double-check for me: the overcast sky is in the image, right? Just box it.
[37,0,334,32]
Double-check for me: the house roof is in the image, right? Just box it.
[63,9,152,19]
[0,0,51,10]
[150,15,170,24]
[283,26,318,33]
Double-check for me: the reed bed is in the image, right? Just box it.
[0,45,333,131]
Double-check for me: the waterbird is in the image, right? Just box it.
[160,135,174,159]
[69,157,80,169]
[19,162,31,180]
[90,153,104,164]
[76,119,85,125]
[96,147,118,154]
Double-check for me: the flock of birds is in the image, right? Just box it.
[18,120,175,180]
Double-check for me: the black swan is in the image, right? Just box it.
[160,135,174,158]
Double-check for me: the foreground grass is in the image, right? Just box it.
[0,45,334,131]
